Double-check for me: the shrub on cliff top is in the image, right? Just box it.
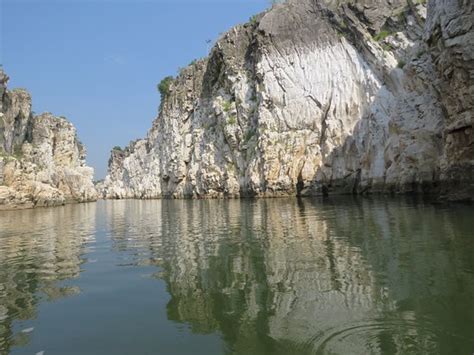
[157,76,174,99]
[249,15,259,25]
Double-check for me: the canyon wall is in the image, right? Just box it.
[102,0,473,201]
[0,70,97,209]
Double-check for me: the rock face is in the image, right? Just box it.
[0,70,97,209]
[102,0,473,201]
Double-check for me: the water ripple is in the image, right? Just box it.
[310,318,448,354]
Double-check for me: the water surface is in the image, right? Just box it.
[0,198,473,354]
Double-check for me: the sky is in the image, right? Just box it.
[1,0,269,178]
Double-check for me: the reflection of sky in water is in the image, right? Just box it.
[0,198,473,354]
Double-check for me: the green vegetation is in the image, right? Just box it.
[336,27,346,39]
[382,43,394,51]
[222,100,232,113]
[112,146,122,151]
[249,15,259,25]
[397,59,406,69]
[396,10,406,22]
[336,19,348,38]
[227,115,237,125]
[157,76,174,99]
[244,129,256,143]
[373,30,391,42]
[12,88,29,93]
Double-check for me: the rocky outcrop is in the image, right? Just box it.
[425,0,474,200]
[0,70,97,210]
[102,0,473,201]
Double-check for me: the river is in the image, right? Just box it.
[0,198,473,354]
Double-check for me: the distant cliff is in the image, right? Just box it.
[101,0,473,201]
[0,70,97,209]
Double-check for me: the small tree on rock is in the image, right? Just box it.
[157,76,174,100]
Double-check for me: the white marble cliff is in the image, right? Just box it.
[0,71,97,209]
[101,0,473,201]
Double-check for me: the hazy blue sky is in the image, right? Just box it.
[1,0,269,178]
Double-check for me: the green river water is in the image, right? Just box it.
[0,198,473,354]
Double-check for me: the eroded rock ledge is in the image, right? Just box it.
[101,0,473,201]
[0,70,97,210]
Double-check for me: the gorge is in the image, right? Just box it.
[1,1,473,354]
[1,0,473,208]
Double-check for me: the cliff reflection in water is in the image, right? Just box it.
[105,198,474,354]
[0,203,96,353]
[1,199,473,354]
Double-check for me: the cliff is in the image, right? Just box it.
[0,70,97,209]
[102,0,473,201]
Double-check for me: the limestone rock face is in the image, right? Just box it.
[0,71,97,210]
[102,0,473,201]
[425,0,474,200]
